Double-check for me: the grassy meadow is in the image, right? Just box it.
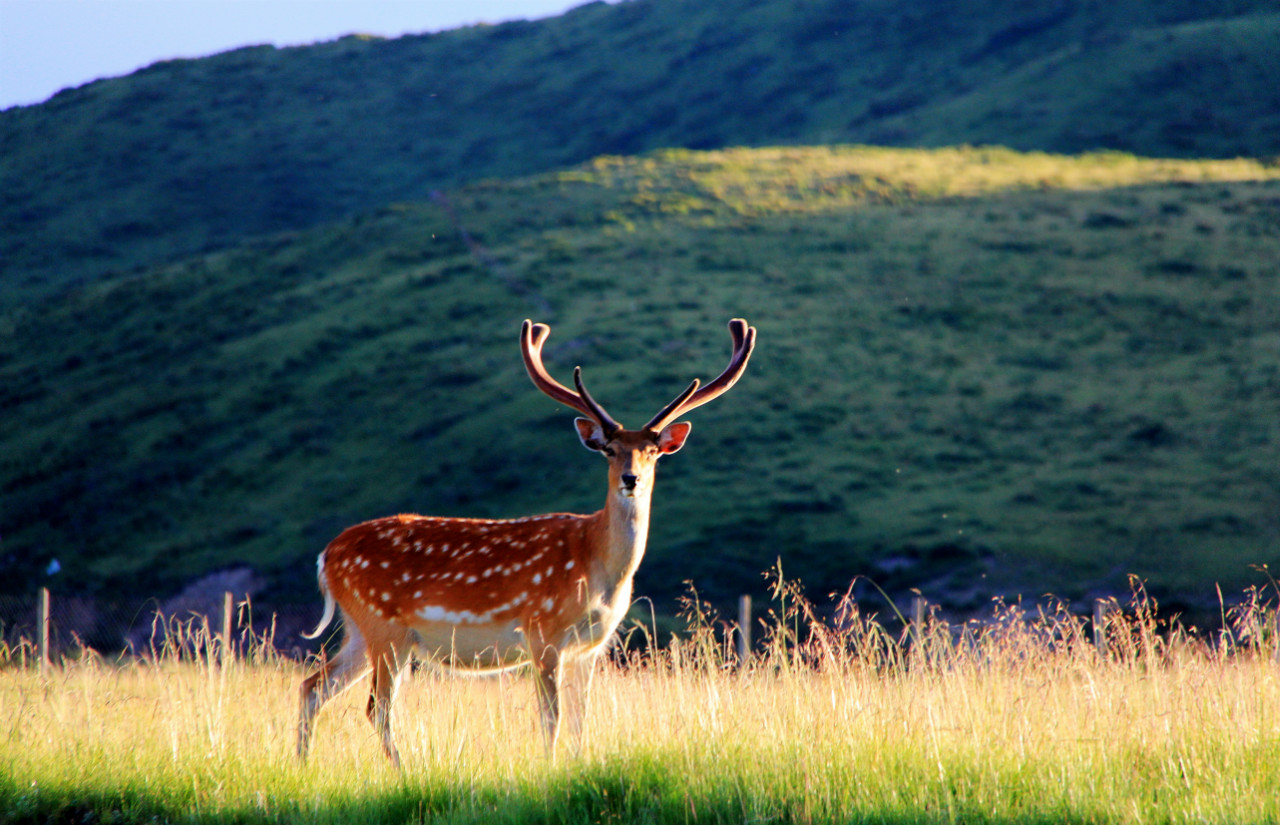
[4,145,1279,617]
[6,0,1278,301]
[5,3,1280,817]
[3,580,1278,824]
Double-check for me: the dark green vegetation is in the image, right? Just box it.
[0,763,1256,825]
[3,0,1280,617]
[3,146,1278,616]
[3,0,1279,300]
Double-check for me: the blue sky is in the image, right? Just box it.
[0,0,590,110]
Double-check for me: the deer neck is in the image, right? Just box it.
[591,486,653,591]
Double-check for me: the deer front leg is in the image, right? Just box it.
[532,646,563,755]
[559,652,599,755]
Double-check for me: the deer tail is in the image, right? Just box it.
[301,552,336,640]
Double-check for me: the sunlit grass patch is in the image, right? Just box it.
[3,576,1278,823]
[568,146,1280,221]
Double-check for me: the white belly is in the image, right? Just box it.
[412,619,528,671]
[405,579,633,670]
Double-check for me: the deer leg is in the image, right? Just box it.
[559,652,598,755]
[532,646,563,755]
[297,628,370,761]
[366,632,413,769]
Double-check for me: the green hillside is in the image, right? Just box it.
[3,146,1278,617]
[3,0,1279,301]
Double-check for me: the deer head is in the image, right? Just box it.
[520,317,754,501]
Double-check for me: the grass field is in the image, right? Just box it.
[3,579,1277,824]
[5,145,1279,617]
[6,1,1279,303]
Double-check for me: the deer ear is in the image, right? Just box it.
[574,417,609,452]
[656,421,691,454]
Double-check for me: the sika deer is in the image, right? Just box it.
[297,318,755,765]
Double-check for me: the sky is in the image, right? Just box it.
[0,0,592,110]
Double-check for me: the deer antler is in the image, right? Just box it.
[644,318,756,432]
[521,320,622,434]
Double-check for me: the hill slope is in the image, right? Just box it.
[3,146,1278,616]
[3,0,1279,300]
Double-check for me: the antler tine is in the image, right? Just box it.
[642,378,700,433]
[572,367,622,435]
[644,318,756,432]
[521,320,622,432]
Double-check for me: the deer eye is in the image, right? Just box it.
[602,445,617,457]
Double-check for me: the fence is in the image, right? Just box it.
[0,589,326,670]
[12,586,1274,674]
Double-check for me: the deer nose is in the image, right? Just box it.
[620,473,639,490]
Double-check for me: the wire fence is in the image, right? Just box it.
[4,580,1277,671]
[0,591,325,664]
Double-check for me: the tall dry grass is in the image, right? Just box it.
[2,576,1278,823]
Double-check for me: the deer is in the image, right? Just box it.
[297,318,756,766]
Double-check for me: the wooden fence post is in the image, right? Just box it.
[1093,599,1108,658]
[1274,610,1280,665]
[912,593,927,639]
[911,594,927,668]
[912,595,926,636]
[221,591,235,666]
[38,587,51,677]
[737,594,752,666]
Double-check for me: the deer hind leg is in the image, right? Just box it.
[364,627,415,769]
[297,625,371,761]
